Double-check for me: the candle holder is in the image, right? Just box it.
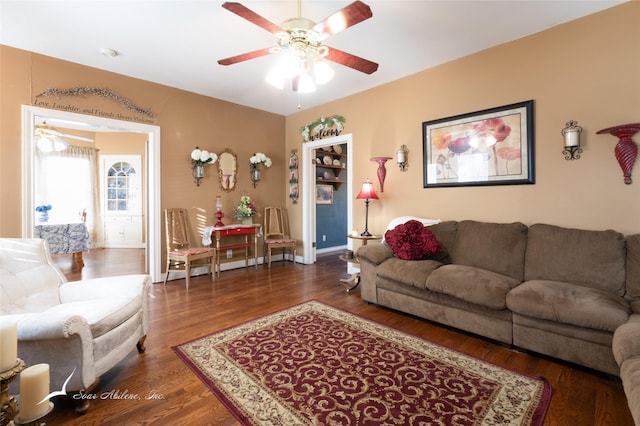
[214,196,225,227]
[1,359,25,426]
[597,123,640,185]
[370,157,392,192]
[13,402,53,426]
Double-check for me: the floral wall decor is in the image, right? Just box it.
[249,152,272,188]
[191,147,218,186]
[300,115,346,143]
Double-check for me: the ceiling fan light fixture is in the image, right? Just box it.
[218,1,378,94]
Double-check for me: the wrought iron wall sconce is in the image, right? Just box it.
[396,144,408,171]
[370,156,392,192]
[250,165,260,188]
[193,163,205,186]
[597,123,640,185]
[561,120,583,160]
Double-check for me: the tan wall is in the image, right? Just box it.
[2,2,639,266]
[286,2,640,237]
[0,46,286,258]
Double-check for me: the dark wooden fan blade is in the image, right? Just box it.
[324,47,378,74]
[222,2,283,34]
[312,1,373,39]
[217,47,274,66]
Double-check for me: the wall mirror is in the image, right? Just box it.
[218,148,237,192]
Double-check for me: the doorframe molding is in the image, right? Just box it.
[21,105,162,282]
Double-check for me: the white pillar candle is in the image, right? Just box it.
[565,129,579,147]
[0,320,17,371]
[19,363,50,421]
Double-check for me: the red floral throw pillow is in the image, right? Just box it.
[384,220,444,261]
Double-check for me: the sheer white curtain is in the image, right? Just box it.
[34,146,101,242]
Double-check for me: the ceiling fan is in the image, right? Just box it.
[34,123,94,152]
[217,1,378,91]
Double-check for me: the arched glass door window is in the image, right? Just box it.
[106,161,137,212]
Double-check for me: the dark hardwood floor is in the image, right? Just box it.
[41,248,633,425]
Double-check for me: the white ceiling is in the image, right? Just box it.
[1,1,625,116]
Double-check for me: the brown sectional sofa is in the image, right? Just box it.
[358,220,640,424]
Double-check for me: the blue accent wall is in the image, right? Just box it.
[316,144,347,250]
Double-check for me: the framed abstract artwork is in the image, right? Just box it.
[423,100,534,188]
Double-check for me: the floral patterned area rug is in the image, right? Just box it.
[172,301,551,426]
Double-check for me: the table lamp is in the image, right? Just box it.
[356,179,379,237]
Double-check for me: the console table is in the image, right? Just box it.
[34,222,90,269]
[212,224,260,276]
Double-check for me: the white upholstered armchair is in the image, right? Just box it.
[0,238,150,413]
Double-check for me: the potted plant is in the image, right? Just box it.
[233,196,258,225]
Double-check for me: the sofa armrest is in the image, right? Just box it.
[60,274,151,335]
[14,312,90,341]
[357,243,394,266]
[59,274,151,303]
[613,314,640,366]
[9,312,96,390]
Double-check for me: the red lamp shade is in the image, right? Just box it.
[356,179,379,200]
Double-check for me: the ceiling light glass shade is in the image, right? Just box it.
[313,60,335,85]
[277,49,300,79]
[297,72,316,93]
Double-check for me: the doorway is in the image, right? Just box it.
[21,105,162,282]
[302,134,353,265]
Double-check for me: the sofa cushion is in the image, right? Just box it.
[426,221,458,254]
[507,280,630,332]
[384,220,445,261]
[425,264,521,310]
[376,258,443,290]
[626,234,640,300]
[524,223,626,296]
[450,220,528,281]
[43,296,142,338]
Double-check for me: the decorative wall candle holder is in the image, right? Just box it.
[597,123,640,184]
[561,120,583,160]
[370,157,392,192]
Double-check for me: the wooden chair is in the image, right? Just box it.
[263,206,297,269]
[164,208,216,290]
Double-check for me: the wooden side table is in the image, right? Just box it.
[339,234,382,292]
[212,224,260,276]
